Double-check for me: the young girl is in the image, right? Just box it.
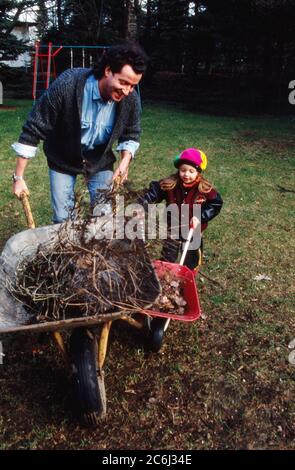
[139,147,223,271]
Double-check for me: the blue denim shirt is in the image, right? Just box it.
[81,74,139,157]
[11,73,140,160]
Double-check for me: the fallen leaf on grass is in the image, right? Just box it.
[288,350,295,365]
[253,274,272,281]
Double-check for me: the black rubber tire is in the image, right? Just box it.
[69,327,106,426]
[146,317,166,353]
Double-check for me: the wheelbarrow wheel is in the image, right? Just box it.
[146,317,168,352]
[69,327,106,426]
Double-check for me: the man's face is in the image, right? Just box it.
[99,64,142,102]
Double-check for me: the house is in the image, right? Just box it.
[1,21,37,69]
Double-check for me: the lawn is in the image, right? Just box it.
[0,99,294,449]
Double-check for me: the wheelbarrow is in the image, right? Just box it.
[0,193,201,425]
[143,227,202,351]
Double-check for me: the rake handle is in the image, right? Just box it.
[179,227,195,266]
[19,192,35,229]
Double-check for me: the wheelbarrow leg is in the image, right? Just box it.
[98,320,112,371]
[52,331,70,367]
[120,315,145,330]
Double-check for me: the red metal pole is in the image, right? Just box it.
[52,46,63,80]
[32,40,40,101]
[52,46,63,57]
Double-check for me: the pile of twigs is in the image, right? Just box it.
[8,188,160,322]
[9,231,158,322]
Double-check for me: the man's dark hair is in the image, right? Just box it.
[93,42,148,79]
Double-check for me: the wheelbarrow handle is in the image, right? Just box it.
[179,227,194,266]
[19,192,35,229]
[112,175,122,191]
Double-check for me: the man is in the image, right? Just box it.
[12,43,148,223]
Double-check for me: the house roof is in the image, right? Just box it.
[14,20,38,27]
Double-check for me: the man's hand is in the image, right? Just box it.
[112,151,132,184]
[13,156,30,198]
[13,179,29,198]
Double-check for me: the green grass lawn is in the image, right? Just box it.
[0,99,295,449]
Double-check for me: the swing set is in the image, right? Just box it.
[32,41,108,101]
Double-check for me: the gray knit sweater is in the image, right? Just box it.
[18,68,141,176]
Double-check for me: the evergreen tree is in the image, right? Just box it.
[142,0,189,72]
[40,0,140,46]
[0,0,35,61]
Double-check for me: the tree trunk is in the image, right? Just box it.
[95,0,104,42]
[124,0,138,40]
[56,0,63,31]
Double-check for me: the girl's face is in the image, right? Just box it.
[179,164,199,184]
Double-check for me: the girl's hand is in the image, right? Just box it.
[190,216,199,230]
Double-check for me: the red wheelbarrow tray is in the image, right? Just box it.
[145,260,201,322]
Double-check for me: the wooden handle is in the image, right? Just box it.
[19,192,35,229]
[113,175,122,191]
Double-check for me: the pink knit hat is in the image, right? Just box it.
[174,148,207,171]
